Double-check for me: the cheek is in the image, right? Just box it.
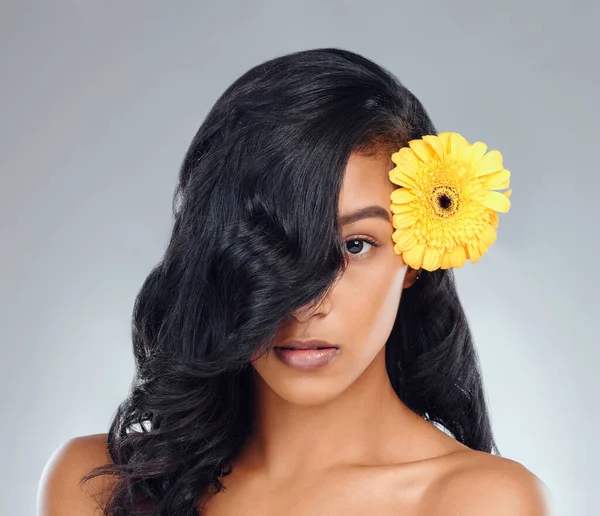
[337,259,406,352]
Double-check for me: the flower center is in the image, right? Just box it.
[430,185,460,218]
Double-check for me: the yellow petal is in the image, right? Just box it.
[392,146,421,173]
[392,228,417,250]
[422,247,443,271]
[402,242,426,269]
[504,189,512,198]
[483,169,511,190]
[448,245,467,268]
[487,209,499,229]
[422,135,445,160]
[391,188,415,204]
[390,150,404,165]
[392,212,416,228]
[470,141,488,164]
[449,132,469,163]
[390,202,414,214]
[467,240,482,263]
[477,239,490,259]
[480,224,497,247]
[437,132,452,153]
[389,168,417,188]
[481,190,511,213]
[408,139,436,164]
[475,149,504,177]
[440,251,453,269]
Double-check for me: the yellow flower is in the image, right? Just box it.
[389,132,511,272]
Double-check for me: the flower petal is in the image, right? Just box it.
[402,242,427,269]
[391,147,421,173]
[449,132,469,163]
[483,169,511,190]
[448,245,467,268]
[390,149,404,165]
[475,149,504,177]
[389,168,417,188]
[392,212,416,228]
[390,202,414,214]
[391,188,415,204]
[440,251,453,269]
[470,141,488,163]
[467,240,482,263]
[487,209,499,229]
[437,132,452,153]
[481,190,511,213]
[477,239,490,259]
[408,139,436,164]
[392,228,417,250]
[422,135,446,160]
[480,224,497,247]
[422,247,443,271]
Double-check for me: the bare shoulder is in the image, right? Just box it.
[37,433,116,516]
[421,451,553,516]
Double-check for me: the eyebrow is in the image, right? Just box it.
[339,205,391,226]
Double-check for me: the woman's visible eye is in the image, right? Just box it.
[342,236,380,259]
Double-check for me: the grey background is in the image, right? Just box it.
[1,1,597,514]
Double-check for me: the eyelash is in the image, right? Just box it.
[342,235,380,259]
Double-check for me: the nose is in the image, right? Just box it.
[292,291,332,322]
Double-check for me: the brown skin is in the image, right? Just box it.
[38,152,551,515]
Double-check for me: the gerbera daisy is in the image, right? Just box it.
[389,131,511,271]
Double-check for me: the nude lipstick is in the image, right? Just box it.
[273,338,339,370]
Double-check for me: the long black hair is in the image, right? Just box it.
[81,47,500,515]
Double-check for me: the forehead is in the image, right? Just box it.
[338,151,396,215]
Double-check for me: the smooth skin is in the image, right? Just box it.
[38,151,552,515]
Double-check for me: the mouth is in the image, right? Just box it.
[273,339,339,369]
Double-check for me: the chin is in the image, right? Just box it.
[263,373,353,407]
[276,385,345,407]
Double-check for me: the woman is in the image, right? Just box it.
[38,48,550,515]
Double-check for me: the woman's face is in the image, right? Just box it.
[251,150,417,406]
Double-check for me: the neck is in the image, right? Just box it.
[241,345,425,480]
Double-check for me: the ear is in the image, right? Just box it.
[403,267,420,289]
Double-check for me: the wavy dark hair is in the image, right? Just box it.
[81,47,500,515]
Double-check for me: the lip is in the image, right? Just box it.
[275,338,338,350]
[273,339,339,370]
